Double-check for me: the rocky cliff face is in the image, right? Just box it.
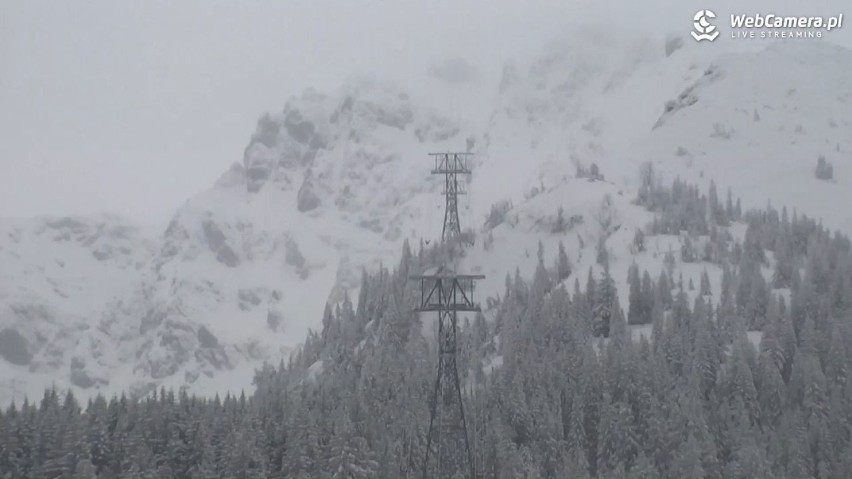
[0,214,155,399]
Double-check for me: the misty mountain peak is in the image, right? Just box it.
[4,39,852,405]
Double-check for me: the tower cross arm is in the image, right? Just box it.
[410,274,486,312]
[415,304,482,312]
[430,168,471,175]
[409,274,485,280]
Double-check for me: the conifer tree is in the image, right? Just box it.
[556,240,572,282]
[627,263,643,325]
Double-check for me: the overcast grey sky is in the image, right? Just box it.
[2,0,850,227]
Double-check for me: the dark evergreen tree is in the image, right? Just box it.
[627,263,643,325]
[556,240,572,282]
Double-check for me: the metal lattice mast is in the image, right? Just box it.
[412,273,484,478]
[429,152,472,242]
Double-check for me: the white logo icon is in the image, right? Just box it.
[692,10,720,41]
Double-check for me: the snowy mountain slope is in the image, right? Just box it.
[0,215,155,401]
[636,42,852,232]
[3,36,852,405]
[456,175,736,334]
[476,36,852,231]
[90,80,474,400]
[458,38,852,320]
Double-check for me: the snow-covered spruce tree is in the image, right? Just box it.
[484,199,512,231]
[326,410,377,478]
[555,240,572,282]
[699,268,712,296]
[632,227,646,253]
[595,237,609,267]
[639,270,654,324]
[591,266,616,338]
[815,154,834,181]
[627,262,643,325]
[553,206,567,234]
[680,235,697,263]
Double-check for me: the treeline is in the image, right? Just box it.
[2,176,852,477]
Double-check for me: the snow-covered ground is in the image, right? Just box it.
[2,34,851,405]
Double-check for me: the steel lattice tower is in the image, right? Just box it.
[429,152,472,242]
[412,272,484,478]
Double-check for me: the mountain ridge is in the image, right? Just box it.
[2,37,851,404]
